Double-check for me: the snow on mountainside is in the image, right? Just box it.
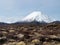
[22,11,54,23]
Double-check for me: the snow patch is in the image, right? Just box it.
[22,11,54,23]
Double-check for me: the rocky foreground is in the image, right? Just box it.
[0,22,60,45]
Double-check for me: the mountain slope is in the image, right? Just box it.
[22,11,53,23]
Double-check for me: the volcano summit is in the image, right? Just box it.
[22,11,54,23]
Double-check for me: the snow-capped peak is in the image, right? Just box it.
[22,11,54,23]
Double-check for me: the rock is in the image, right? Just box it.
[2,31,8,36]
[43,42,51,45]
[16,41,26,45]
[8,39,16,42]
[4,42,17,45]
[17,34,24,38]
[27,43,35,45]
[1,29,6,31]
[0,36,7,44]
[32,39,40,44]
[49,35,58,38]
[9,30,15,33]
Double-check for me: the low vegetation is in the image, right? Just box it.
[0,22,60,45]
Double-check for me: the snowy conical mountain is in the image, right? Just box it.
[22,11,54,23]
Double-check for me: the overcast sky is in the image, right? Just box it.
[0,0,60,23]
